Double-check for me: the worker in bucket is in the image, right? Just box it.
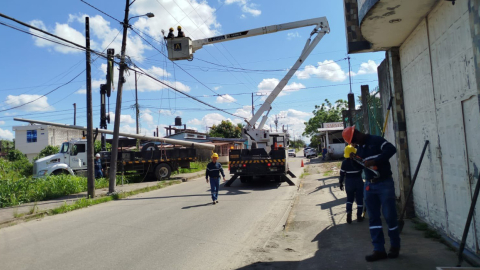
[95,153,103,178]
[177,25,185,37]
[342,126,398,262]
[205,153,226,205]
[166,27,175,39]
[339,145,364,224]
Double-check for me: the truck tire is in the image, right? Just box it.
[155,163,171,180]
[141,142,158,159]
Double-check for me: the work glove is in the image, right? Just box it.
[206,178,209,183]
[339,182,344,191]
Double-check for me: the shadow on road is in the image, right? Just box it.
[181,202,213,209]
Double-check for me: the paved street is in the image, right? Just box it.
[0,157,303,270]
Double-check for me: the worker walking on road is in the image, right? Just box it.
[343,126,399,262]
[339,145,364,224]
[95,153,103,178]
[206,153,226,205]
[322,146,327,161]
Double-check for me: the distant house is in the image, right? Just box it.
[13,124,84,161]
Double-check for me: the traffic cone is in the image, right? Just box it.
[301,159,304,167]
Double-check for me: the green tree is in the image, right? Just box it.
[303,99,348,139]
[34,145,60,161]
[94,140,112,153]
[209,121,243,138]
[290,139,306,149]
[7,149,27,162]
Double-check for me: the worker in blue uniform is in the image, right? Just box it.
[343,126,399,262]
[339,145,364,224]
[94,153,103,178]
[205,153,226,205]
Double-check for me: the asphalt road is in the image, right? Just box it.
[0,155,303,270]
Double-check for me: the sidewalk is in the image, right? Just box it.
[237,158,472,270]
[0,170,205,225]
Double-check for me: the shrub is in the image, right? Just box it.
[34,145,60,161]
[7,149,27,162]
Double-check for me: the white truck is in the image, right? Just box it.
[34,139,85,177]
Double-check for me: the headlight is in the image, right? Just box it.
[38,170,48,176]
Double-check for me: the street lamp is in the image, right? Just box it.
[109,3,154,194]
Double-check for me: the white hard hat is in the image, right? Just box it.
[95,153,101,157]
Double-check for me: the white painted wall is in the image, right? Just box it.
[13,125,83,161]
[399,0,480,252]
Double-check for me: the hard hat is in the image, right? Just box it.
[342,126,355,144]
[211,153,219,158]
[169,27,174,31]
[177,25,182,30]
[344,144,357,158]
[95,153,101,158]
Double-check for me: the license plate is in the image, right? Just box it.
[236,169,242,172]
[269,168,278,172]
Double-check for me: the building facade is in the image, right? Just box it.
[344,0,480,256]
[13,125,83,161]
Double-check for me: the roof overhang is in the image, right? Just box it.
[344,0,438,53]
[317,127,344,135]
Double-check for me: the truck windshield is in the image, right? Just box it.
[60,142,69,153]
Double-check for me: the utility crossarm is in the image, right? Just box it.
[166,17,329,61]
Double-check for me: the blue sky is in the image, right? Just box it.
[0,0,383,143]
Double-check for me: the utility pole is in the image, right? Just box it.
[85,17,95,198]
[73,103,76,125]
[135,70,140,150]
[100,48,114,151]
[109,0,131,194]
[251,93,254,118]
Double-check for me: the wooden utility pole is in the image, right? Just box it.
[109,0,131,194]
[73,103,76,125]
[135,70,140,150]
[347,93,355,127]
[85,17,95,198]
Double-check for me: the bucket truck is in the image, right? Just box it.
[169,17,330,185]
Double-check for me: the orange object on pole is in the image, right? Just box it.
[301,159,304,167]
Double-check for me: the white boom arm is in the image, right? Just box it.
[192,17,327,52]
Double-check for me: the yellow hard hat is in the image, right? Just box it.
[169,27,174,31]
[344,144,357,158]
[211,153,219,158]
[177,25,182,30]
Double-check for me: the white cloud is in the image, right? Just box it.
[141,112,154,124]
[354,60,379,75]
[213,86,222,91]
[0,121,5,125]
[5,95,54,112]
[124,66,190,93]
[265,109,312,139]
[0,128,14,141]
[187,113,230,128]
[131,0,220,42]
[287,32,301,40]
[216,94,236,104]
[109,113,136,124]
[75,89,86,95]
[295,60,348,82]
[225,0,261,17]
[29,19,92,54]
[257,78,306,98]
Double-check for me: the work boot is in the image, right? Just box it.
[388,247,400,259]
[216,200,219,204]
[365,251,388,262]
[347,213,352,224]
[357,214,364,222]
[212,201,216,205]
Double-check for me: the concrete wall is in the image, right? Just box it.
[399,0,480,252]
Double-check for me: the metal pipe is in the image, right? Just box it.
[13,118,215,150]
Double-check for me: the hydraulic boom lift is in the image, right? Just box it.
[166,17,330,186]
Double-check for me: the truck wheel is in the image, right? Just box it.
[155,163,171,180]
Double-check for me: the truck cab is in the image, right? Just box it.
[34,139,87,177]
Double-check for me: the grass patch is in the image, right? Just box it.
[172,161,208,175]
[412,220,442,240]
[16,181,181,220]
[323,170,334,176]
[300,172,310,179]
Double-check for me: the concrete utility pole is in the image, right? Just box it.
[361,85,370,133]
[251,93,254,118]
[135,70,140,150]
[73,103,76,126]
[85,17,95,198]
[109,0,131,194]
